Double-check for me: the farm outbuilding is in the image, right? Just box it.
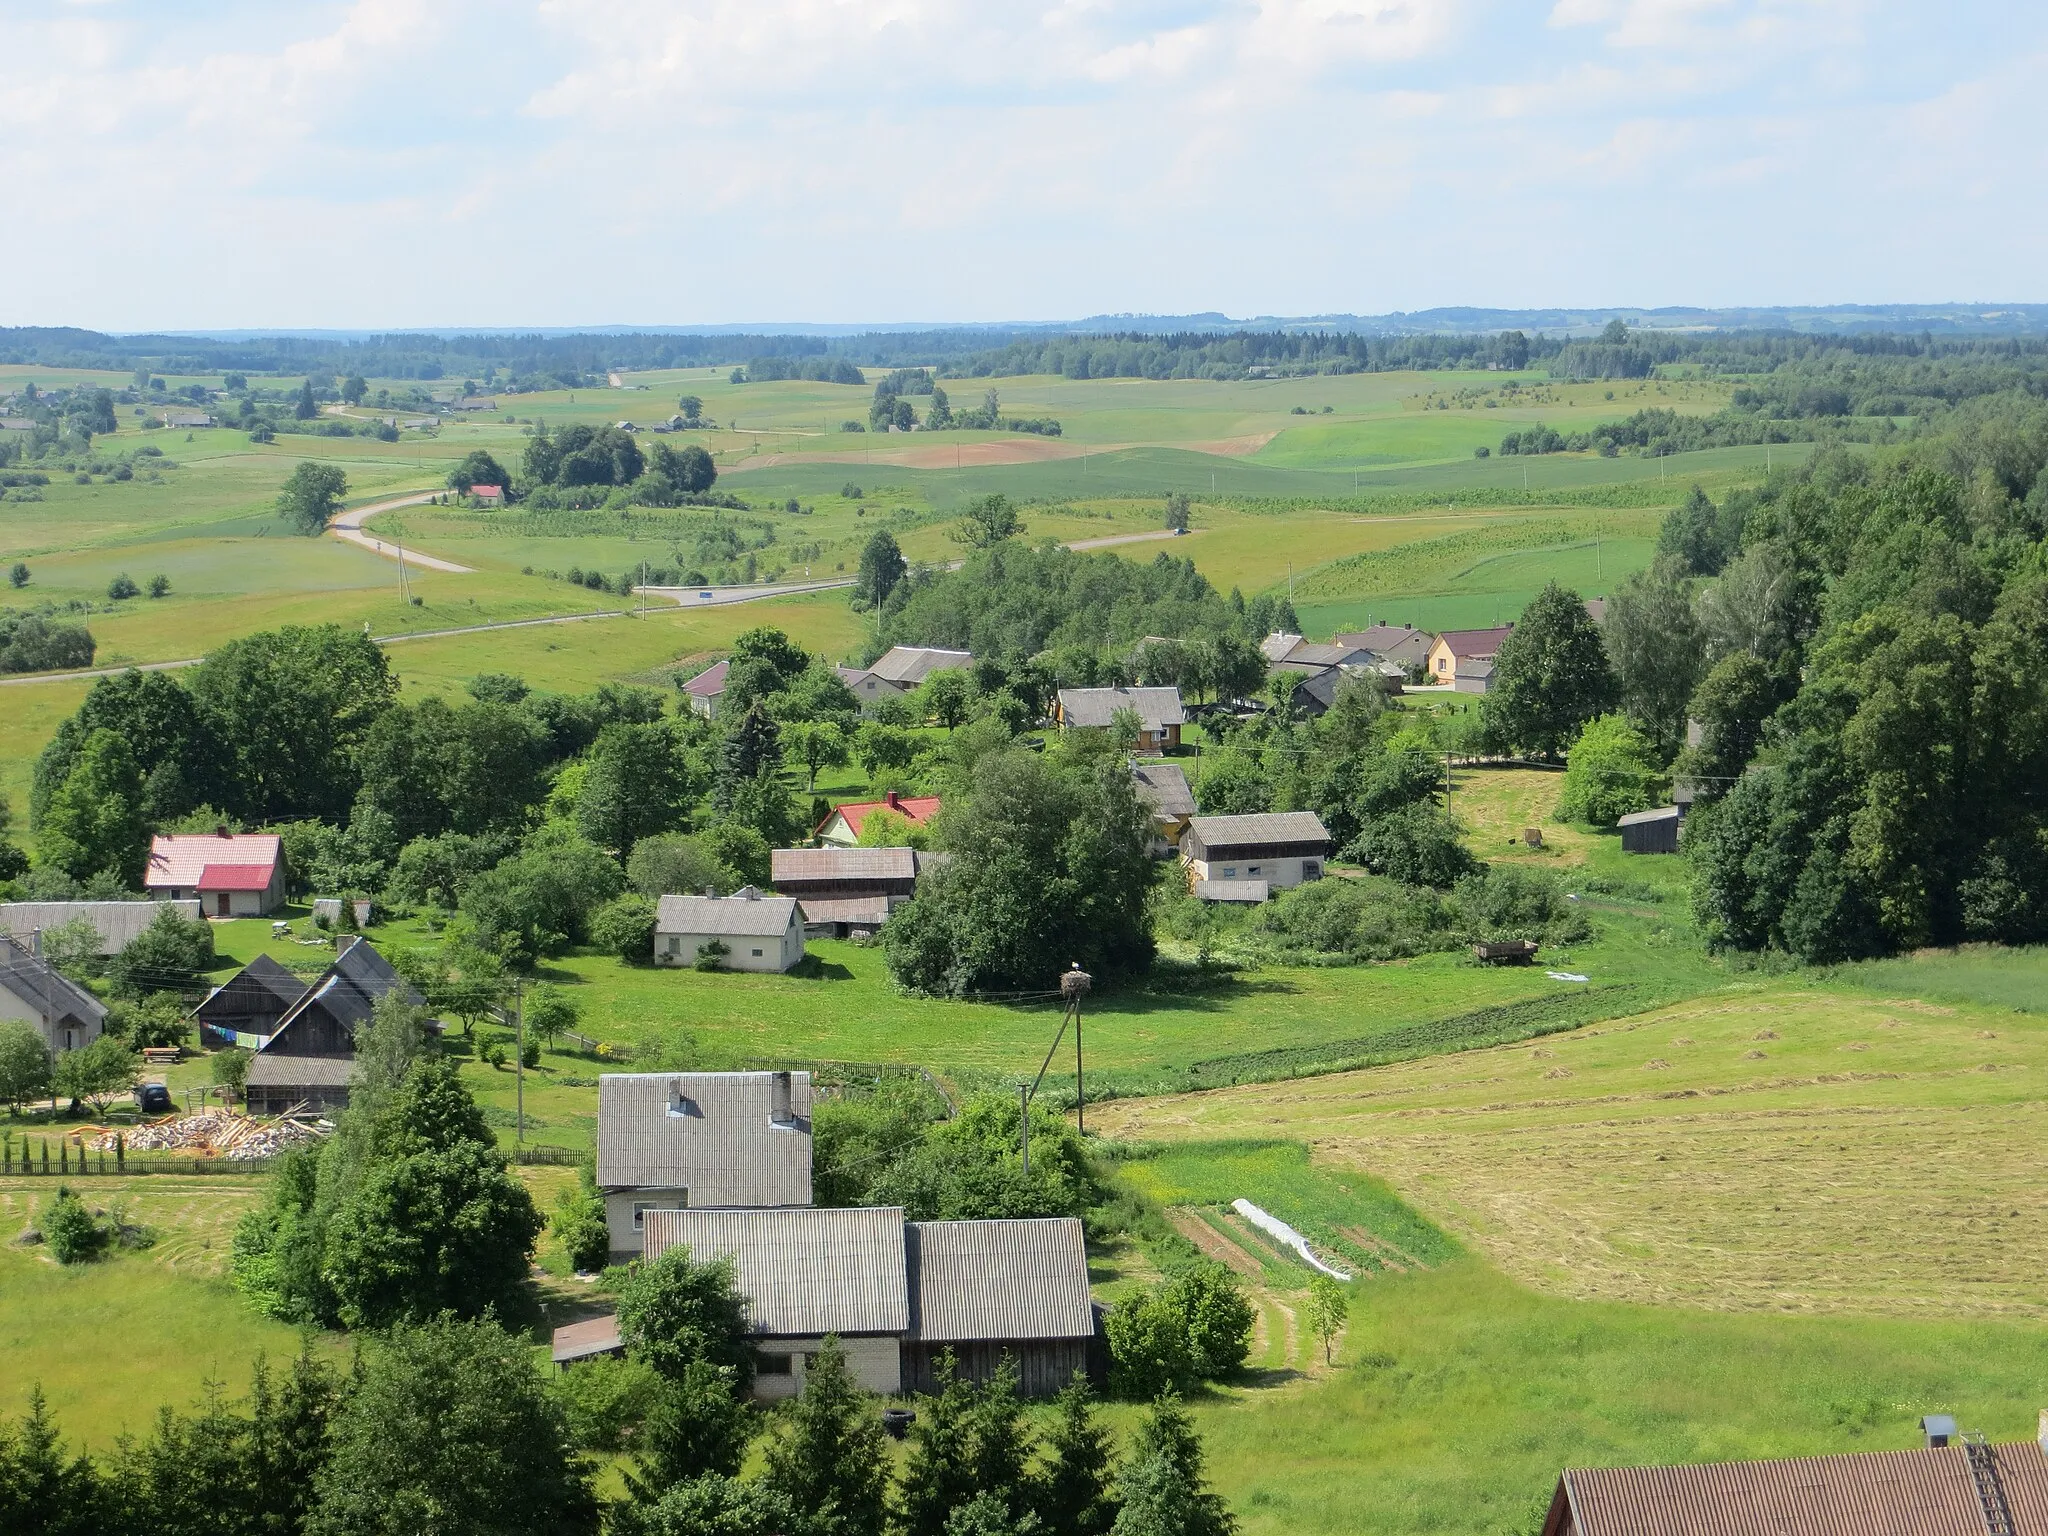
[193,953,307,1049]
[771,846,928,937]
[632,1206,1099,1401]
[1542,1438,2048,1536]
[243,938,422,1116]
[1618,805,1683,854]
[1181,812,1332,895]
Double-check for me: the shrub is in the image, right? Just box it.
[107,573,140,601]
[692,939,729,973]
[591,894,657,964]
[553,1175,611,1273]
[553,1354,663,1452]
[43,1185,109,1263]
[1106,1289,1195,1398]
[1556,713,1659,826]
[1343,803,1481,887]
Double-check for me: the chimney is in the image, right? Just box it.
[885,790,902,810]
[770,1071,794,1125]
[216,824,231,839]
[1921,1414,1957,1448]
[737,885,760,900]
[703,885,717,899]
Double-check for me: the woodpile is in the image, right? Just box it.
[89,1111,327,1159]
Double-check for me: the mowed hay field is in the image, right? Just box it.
[1093,976,2048,1318]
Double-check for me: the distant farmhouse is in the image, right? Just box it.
[1055,686,1185,750]
[680,659,728,718]
[1426,626,1515,692]
[654,889,806,972]
[815,791,942,848]
[160,408,213,429]
[594,1070,813,1260]
[144,831,286,918]
[771,846,933,937]
[837,646,974,710]
[0,900,202,956]
[0,934,107,1053]
[1333,624,1432,673]
[1131,761,1195,855]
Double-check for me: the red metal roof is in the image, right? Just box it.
[197,863,276,892]
[682,659,729,696]
[1546,1441,2048,1536]
[819,794,942,838]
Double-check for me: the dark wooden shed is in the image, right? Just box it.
[1618,805,1683,854]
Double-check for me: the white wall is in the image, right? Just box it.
[1187,853,1324,891]
[605,1189,689,1260]
[654,925,804,973]
[750,1335,901,1400]
[0,982,100,1053]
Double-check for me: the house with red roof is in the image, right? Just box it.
[144,831,286,918]
[680,659,729,719]
[814,791,941,848]
[1425,625,1515,690]
[470,484,505,506]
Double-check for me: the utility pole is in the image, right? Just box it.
[1063,964,1090,1134]
[1018,1084,1030,1176]
[513,977,525,1146]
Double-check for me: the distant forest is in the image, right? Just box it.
[8,321,2048,393]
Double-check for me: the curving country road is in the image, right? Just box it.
[329,491,473,572]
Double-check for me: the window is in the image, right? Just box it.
[1222,867,1237,878]
[751,948,763,957]
[666,936,681,956]
[1303,861,1322,879]
[758,1353,794,1376]
[1247,865,1261,875]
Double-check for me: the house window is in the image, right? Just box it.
[1222,867,1237,878]
[751,948,763,957]
[1437,657,1448,672]
[633,1197,685,1229]
[1247,865,1261,875]
[757,1353,794,1376]
[666,936,681,956]
[1303,861,1322,879]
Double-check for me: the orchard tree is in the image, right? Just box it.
[953,494,1024,549]
[276,461,349,535]
[784,720,849,792]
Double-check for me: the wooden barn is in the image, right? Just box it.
[1618,804,1684,854]
[243,938,423,1115]
[1543,1435,2048,1536]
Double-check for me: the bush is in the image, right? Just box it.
[1343,804,1481,888]
[553,1174,611,1273]
[591,894,657,964]
[42,1185,109,1264]
[1106,1290,1195,1398]
[553,1354,663,1452]
[1250,875,1458,963]
[691,939,729,973]
[1104,1260,1254,1398]
[1556,714,1659,826]
[1454,865,1590,945]
[108,904,216,998]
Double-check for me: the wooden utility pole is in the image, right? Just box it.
[513,977,525,1146]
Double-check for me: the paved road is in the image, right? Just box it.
[638,577,857,607]
[329,491,473,572]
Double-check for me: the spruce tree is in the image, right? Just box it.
[0,1386,106,1536]
[760,1340,889,1536]
[1032,1374,1120,1536]
[1109,1394,1234,1536]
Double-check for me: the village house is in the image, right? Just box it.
[836,646,974,710]
[770,846,931,937]
[144,830,286,918]
[1131,761,1196,855]
[1055,686,1185,749]
[654,889,806,972]
[814,791,942,848]
[161,408,214,429]
[1425,626,1514,687]
[0,934,107,1053]
[1542,1428,2048,1536]
[1333,624,1433,673]
[243,938,422,1116]
[594,1070,814,1260]
[1181,811,1332,899]
[451,396,498,412]
[638,1206,1099,1400]
[192,953,308,1050]
[469,483,505,506]
[680,659,729,718]
[0,900,202,957]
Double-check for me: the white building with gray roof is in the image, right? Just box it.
[654,887,805,972]
[626,1207,1098,1399]
[1180,811,1332,897]
[596,1071,814,1259]
[0,934,107,1053]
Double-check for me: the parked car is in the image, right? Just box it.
[134,1081,173,1114]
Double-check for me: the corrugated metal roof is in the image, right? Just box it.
[146,833,282,890]
[1550,1441,2048,1536]
[868,646,973,685]
[194,954,308,1023]
[907,1218,1095,1343]
[551,1315,624,1363]
[246,1053,354,1088]
[796,896,895,927]
[1057,687,1186,730]
[1185,812,1332,852]
[1132,762,1196,818]
[1260,633,1306,661]
[0,935,108,1029]
[682,659,729,697]
[1617,806,1683,827]
[1436,626,1514,658]
[655,892,802,937]
[596,1072,814,1200]
[642,1206,909,1337]
[772,847,918,884]
[0,901,202,956]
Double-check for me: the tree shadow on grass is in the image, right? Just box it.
[788,955,854,981]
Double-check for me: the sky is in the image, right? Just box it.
[3,0,2045,330]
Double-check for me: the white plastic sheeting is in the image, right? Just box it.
[1232,1199,1350,1280]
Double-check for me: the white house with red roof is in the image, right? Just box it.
[144,831,287,918]
[471,484,505,506]
[681,659,729,718]
[814,791,941,848]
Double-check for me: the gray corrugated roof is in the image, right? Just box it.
[907,1218,1095,1343]
[0,936,109,1029]
[1057,686,1186,729]
[1185,812,1331,851]
[1616,806,1682,827]
[772,847,918,884]
[1132,762,1196,818]
[0,901,203,956]
[642,1206,909,1337]
[655,892,802,938]
[867,646,973,686]
[795,896,894,926]
[246,1053,354,1087]
[596,1072,814,1201]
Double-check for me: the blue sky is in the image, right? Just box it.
[2,1,2044,329]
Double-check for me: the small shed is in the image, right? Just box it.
[1193,878,1271,905]
[550,1314,626,1367]
[193,953,308,1049]
[1618,805,1683,854]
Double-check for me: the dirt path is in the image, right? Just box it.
[1066,529,1200,551]
[1166,1208,1266,1279]
[328,492,473,573]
